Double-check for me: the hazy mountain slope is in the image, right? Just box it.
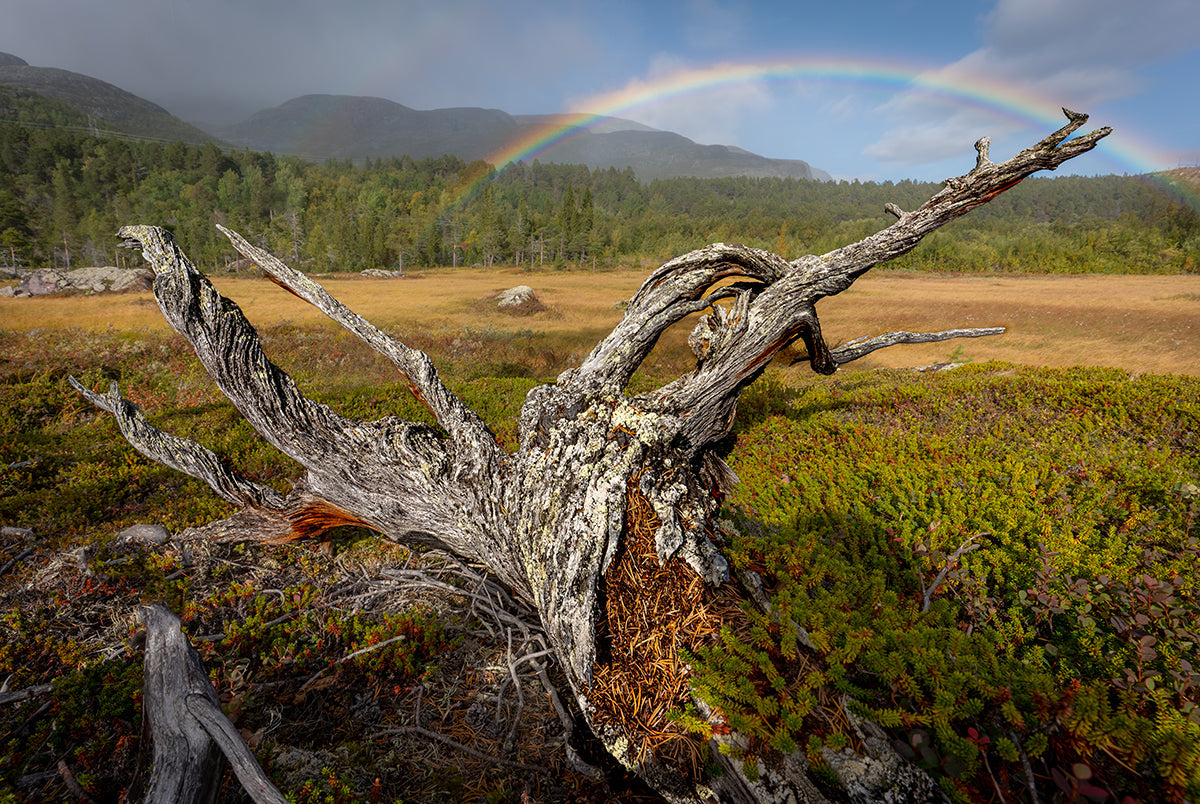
[1164,166,1200,190]
[534,129,830,181]
[0,50,831,181]
[1,84,96,130]
[211,94,519,161]
[0,54,214,145]
[214,93,832,180]
[513,113,660,134]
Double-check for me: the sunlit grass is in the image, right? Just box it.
[4,269,1198,377]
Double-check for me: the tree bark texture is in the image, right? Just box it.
[136,604,288,804]
[77,112,1110,803]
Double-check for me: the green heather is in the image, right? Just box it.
[2,322,1197,801]
[690,365,1200,802]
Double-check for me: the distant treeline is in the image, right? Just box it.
[1,120,1197,274]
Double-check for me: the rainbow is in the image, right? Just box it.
[384,55,1195,220]
[482,55,1177,178]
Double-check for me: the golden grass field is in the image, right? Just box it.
[3,268,1198,377]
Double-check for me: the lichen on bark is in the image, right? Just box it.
[76,111,1110,803]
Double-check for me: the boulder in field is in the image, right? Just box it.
[115,523,172,546]
[7,266,154,296]
[493,285,544,314]
[12,268,70,296]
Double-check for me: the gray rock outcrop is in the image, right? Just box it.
[1,266,154,297]
[493,285,544,313]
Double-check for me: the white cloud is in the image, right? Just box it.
[580,55,776,146]
[865,120,989,168]
[981,0,1200,67]
[864,0,1200,168]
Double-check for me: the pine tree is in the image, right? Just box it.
[557,184,577,263]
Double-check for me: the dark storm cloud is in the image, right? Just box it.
[2,0,1196,178]
[3,0,607,124]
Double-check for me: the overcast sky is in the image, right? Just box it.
[3,0,1197,181]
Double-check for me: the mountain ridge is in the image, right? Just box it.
[0,55,216,145]
[0,51,831,181]
[212,93,832,181]
[210,94,520,163]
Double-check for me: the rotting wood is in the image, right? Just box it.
[137,604,288,804]
[77,112,1110,803]
[0,681,53,706]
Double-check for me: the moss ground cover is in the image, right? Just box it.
[0,327,604,802]
[696,364,1200,802]
[2,322,1198,802]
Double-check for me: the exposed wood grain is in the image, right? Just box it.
[138,603,226,804]
[139,604,288,804]
[81,112,1110,803]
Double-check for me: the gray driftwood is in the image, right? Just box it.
[137,604,288,804]
[78,112,1109,803]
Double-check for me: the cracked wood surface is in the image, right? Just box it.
[138,604,288,804]
[76,111,1110,803]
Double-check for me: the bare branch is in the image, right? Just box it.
[921,532,987,613]
[575,242,790,391]
[184,693,289,804]
[56,761,97,804]
[67,377,285,510]
[806,109,1111,297]
[831,327,1007,366]
[106,226,530,597]
[115,225,390,478]
[138,603,227,804]
[642,111,1109,450]
[0,681,52,705]
[0,547,35,580]
[139,604,288,804]
[216,225,499,458]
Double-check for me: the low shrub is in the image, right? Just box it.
[690,364,1200,801]
[4,323,1199,802]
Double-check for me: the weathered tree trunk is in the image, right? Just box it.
[135,604,288,804]
[76,112,1109,803]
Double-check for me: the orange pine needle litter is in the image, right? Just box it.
[589,479,745,778]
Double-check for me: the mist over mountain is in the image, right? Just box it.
[0,54,215,145]
[211,94,832,181]
[210,95,520,163]
[0,51,831,181]
[525,127,832,182]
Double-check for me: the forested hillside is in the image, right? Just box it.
[0,68,216,148]
[1,114,1197,274]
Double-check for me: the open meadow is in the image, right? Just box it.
[4,268,1197,377]
[2,266,1199,802]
